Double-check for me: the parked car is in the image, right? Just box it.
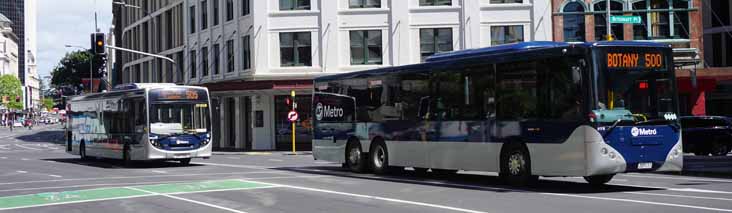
[679,116,732,156]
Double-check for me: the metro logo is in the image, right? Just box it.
[631,127,658,137]
[315,103,344,121]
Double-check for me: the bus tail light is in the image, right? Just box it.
[589,113,597,123]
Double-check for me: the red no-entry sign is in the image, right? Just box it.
[288,111,299,122]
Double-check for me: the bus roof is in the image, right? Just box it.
[315,41,671,82]
[68,84,208,102]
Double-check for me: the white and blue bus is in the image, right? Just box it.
[312,41,683,185]
[65,83,212,166]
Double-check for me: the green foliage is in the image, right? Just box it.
[51,50,106,89]
[0,75,23,109]
[42,98,54,111]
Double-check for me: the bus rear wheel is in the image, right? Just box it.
[711,139,731,156]
[370,141,393,175]
[500,143,537,186]
[584,174,614,186]
[346,140,368,173]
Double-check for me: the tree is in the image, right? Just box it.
[51,50,107,91]
[0,75,23,110]
[42,98,54,111]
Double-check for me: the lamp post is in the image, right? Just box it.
[65,45,94,93]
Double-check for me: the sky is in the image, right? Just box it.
[37,0,112,79]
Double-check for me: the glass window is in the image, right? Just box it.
[201,47,209,76]
[242,0,250,16]
[497,61,537,120]
[189,6,196,34]
[419,0,451,6]
[594,1,625,41]
[213,0,220,25]
[633,0,689,40]
[201,0,208,30]
[280,0,310,10]
[226,0,234,21]
[350,0,381,8]
[275,95,312,150]
[420,28,453,62]
[280,32,312,67]
[563,2,585,42]
[490,25,524,45]
[632,1,648,40]
[673,0,690,39]
[350,30,383,65]
[189,50,197,78]
[226,40,234,73]
[490,0,522,3]
[242,36,251,70]
[213,44,221,74]
[649,0,670,39]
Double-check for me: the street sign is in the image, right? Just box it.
[610,16,642,24]
[288,110,299,122]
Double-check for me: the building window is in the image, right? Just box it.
[632,1,647,40]
[213,0,220,25]
[490,25,524,45]
[632,0,690,40]
[201,0,208,30]
[189,50,197,78]
[650,0,670,39]
[419,28,452,62]
[562,2,585,42]
[349,0,380,8]
[280,32,312,67]
[201,47,209,76]
[226,40,234,73]
[490,0,522,3]
[419,0,451,6]
[280,0,310,10]
[594,1,624,41]
[242,0,250,16]
[226,0,233,21]
[350,30,383,65]
[189,6,196,34]
[213,44,221,74]
[673,0,690,39]
[242,35,251,70]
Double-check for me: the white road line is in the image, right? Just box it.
[267,159,284,162]
[14,144,42,151]
[612,183,732,195]
[0,157,7,159]
[625,192,732,202]
[0,171,288,186]
[0,194,157,211]
[196,162,268,169]
[0,175,324,193]
[48,175,63,178]
[241,180,489,213]
[542,192,732,212]
[16,171,27,174]
[151,170,168,174]
[20,158,29,161]
[126,187,250,213]
[226,157,240,160]
[620,173,732,183]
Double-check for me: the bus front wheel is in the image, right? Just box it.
[500,143,537,186]
[346,140,368,173]
[584,174,614,186]
[179,158,191,166]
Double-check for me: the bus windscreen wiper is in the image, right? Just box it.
[603,119,623,138]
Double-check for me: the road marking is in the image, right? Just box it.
[620,173,732,183]
[14,144,42,151]
[151,170,168,174]
[21,158,29,161]
[0,157,7,159]
[48,175,63,178]
[0,179,275,211]
[242,180,489,213]
[196,162,268,169]
[268,159,284,162]
[125,187,250,213]
[625,191,732,202]
[541,192,732,212]
[226,157,240,160]
[0,171,288,186]
[16,171,27,174]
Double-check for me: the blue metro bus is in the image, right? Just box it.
[312,41,682,185]
[65,83,212,166]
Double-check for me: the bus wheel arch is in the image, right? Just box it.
[345,138,368,173]
[499,142,538,186]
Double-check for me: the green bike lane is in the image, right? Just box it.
[0,179,276,211]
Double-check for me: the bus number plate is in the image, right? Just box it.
[637,162,653,169]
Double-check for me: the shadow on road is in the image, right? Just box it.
[271,166,663,195]
[14,130,65,144]
[42,158,204,169]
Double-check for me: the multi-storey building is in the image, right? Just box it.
[178,0,552,151]
[0,13,18,78]
[115,0,187,86]
[0,0,40,111]
[702,0,732,116]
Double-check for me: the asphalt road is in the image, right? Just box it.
[1,125,732,213]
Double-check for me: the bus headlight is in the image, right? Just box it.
[200,139,210,146]
[600,148,608,155]
[609,152,616,160]
[150,140,162,148]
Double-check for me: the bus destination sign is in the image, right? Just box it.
[607,52,664,70]
[150,88,208,102]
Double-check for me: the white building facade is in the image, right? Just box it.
[181,0,552,151]
[0,14,18,77]
[24,0,40,111]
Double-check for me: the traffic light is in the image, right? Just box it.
[91,33,106,55]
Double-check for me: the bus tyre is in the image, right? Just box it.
[500,143,537,186]
[584,174,614,186]
[414,167,429,176]
[370,141,392,175]
[79,141,87,160]
[711,139,730,157]
[346,140,368,173]
[432,169,458,176]
[179,158,192,166]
